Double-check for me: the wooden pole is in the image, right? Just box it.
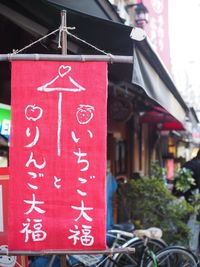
[60,10,67,267]
[0,54,133,63]
[61,10,67,54]
[0,247,135,256]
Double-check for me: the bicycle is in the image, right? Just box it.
[105,226,167,267]
[146,246,200,267]
[68,225,167,267]
[29,224,167,267]
[107,227,199,267]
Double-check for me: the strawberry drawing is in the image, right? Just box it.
[76,104,95,124]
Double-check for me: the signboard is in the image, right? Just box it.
[0,168,8,242]
[192,124,200,144]
[144,0,171,72]
[0,103,11,142]
[166,159,174,181]
[0,168,27,266]
[9,61,107,251]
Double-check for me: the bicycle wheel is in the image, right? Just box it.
[105,238,167,267]
[146,246,200,267]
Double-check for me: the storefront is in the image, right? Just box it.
[0,0,198,178]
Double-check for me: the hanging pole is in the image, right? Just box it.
[1,54,133,63]
[61,10,67,55]
[0,247,135,256]
[56,10,68,157]
[60,10,67,267]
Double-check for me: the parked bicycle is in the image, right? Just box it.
[29,223,199,267]
[70,225,199,267]
[146,246,199,267]
[104,226,166,267]
[67,224,167,267]
[107,227,199,267]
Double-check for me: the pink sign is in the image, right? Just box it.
[144,0,171,72]
[8,61,107,251]
[166,159,174,181]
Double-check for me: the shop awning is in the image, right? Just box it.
[139,107,185,131]
[132,49,187,125]
[0,0,195,128]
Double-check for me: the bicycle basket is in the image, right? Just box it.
[73,254,103,266]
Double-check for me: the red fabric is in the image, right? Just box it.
[160,122,184,131]
[140,109,184,131]
[9,61,107,251]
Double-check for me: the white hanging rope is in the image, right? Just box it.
[4,15,132,63]
[11,24,115,59]
[12,28,60,54]
[66,29,113,57]
[58,26,75,48]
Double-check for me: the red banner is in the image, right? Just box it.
[144,0,171,72]
[9,61,107,251]
[0,168,28,266]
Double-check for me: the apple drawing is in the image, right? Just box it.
[76,104,95,124]
[25,104,43,121]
